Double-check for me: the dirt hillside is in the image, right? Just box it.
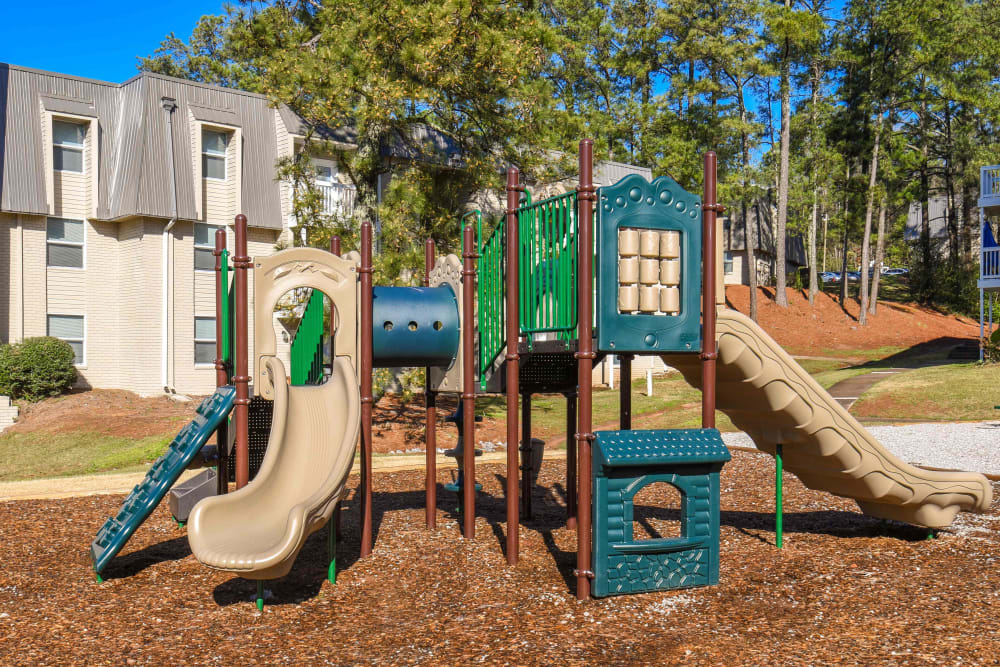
[724,285,978,354]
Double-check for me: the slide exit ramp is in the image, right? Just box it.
[663,309,992,529]
[89,387,235,578]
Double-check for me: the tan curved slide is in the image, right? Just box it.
[663,308,992,529]
[188,356,360,579]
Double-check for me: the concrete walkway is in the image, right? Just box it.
[0,450,567,502]
[826,368,910,410]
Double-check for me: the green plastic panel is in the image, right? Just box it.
[592,428,729,597]
[89,387,236,576]
[290,289,325,385]
[596,174,702,354]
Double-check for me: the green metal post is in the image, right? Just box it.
[256,581,264,612]
[220,248,232,369]
[776,444,784,549]
[327,517,337,584]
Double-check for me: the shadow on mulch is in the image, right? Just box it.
[100,536,191,580]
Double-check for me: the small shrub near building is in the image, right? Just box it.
[0,337,77,401]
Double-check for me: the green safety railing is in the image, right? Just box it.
[220,249,233,378]
[518,191,578,341]
[289,289,325,385]
[476,189,581,389]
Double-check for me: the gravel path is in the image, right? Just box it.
[723,420,1000,475]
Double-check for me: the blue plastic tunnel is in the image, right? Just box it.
[371,286,460,368]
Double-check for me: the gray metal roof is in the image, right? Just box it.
[0,63,309,229]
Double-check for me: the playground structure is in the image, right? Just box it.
[91,141,993,604]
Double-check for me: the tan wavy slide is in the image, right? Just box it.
[663,308,992,529]
[188,356,361,579]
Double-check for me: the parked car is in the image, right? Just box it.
[847,271,861,282]
[883,267,908,276]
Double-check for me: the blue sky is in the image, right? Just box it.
[0,0,227,83]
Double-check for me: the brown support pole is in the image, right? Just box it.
[213,229,229,495]
[702,152,719,429]
[359,221,375,556]
[232,215,251,489]
[565,391,577,529]
[330,235,341,257]
[424,238,438,530]
[619,354,633,430]
[575,139,596,600]
[520,392,532,520]
[504,167,522,564]
[461,224,478,539]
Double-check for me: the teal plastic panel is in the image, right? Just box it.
[592,428,728,597]
[594,429,731,469]
[372,286,460,368]
[89,387,235,576]
[596,174,702,353]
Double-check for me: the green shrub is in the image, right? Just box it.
[0,337,77,401]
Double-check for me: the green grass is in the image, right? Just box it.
[0,431,173,482]
[812,366,872,389]
[853,362,1000,422]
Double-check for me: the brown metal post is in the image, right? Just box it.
[504,167,522,564]
[461,224,478,539]
[359,220,375,556]
[619,354,633,430]
[575,139,596,600]
[232,215,251,489]
[330,235,341,257]
[520,392,532,520]
[213,229,229,495]
[701,152,719,429]
[565,391,577,529]
[424,238,438,529]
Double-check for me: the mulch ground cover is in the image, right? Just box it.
[2,451,998,665]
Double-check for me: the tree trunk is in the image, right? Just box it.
[918,91,932,302]
[808,59,820,306]
[859,112,883,326]
[840,164,851,306]
[775,1,792,308]
[943,103,959,265]
[737,79,759,322]
[869,194,887,315]
[822,208,829,273]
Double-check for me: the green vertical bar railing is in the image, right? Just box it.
[477,213,507,388]
[516,191,578,342]
[290,289,325,385]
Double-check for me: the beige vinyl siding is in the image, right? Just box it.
[51,119,94,219]
[116,219,164,394]
[75,220,120,385]
[274,109,293,231]
[0,215,15,342]
[200,125,242,226]
[22,216,48,339]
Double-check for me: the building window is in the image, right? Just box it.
[724,251,734,275]
[194,317,216,365]
[53,120,86,173]
[314,159,336,184]
[48,314,84,365]
[202,129,228,181]
[46,218,85,268]
[194,223,222,272]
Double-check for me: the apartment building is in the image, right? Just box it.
[0,64,355,396]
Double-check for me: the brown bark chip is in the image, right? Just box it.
[1,453,998,664]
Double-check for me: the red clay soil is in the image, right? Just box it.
[6,390,198,440]
[724,285,978,354]
[1,455,998,664]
